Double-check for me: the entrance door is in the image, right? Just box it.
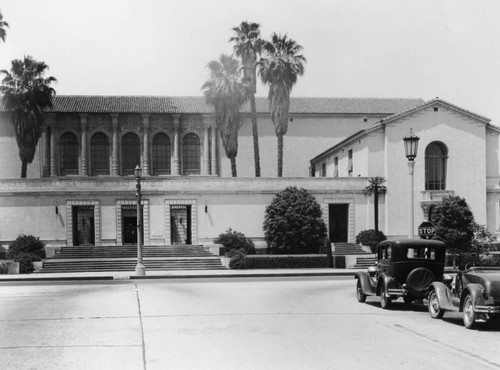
[72,206,95,246]
[122,205,143,244]
[329,204,349,242]
[170,205,192,244]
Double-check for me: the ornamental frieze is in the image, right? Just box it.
[149,114,173,131]
[87,113,112,130]
[180,114,203,131]
[119,113,142,131]
[55,113,80,128]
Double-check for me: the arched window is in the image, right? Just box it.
[91,133,109,176]
[425,142,447,190]
[60,132,79,175]
[182,133,200,175]
[152,133,171,175]
[122,133,140,176]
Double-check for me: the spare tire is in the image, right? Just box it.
[406,267,435,299]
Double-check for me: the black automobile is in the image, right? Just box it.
[428,266,500,329]
[355,239,447,309]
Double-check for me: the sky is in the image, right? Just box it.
[1,0,500,123]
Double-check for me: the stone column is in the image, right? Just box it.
[211,124,217,176]
[46,113,57,177]
[111,114,119,176]
[142,114,150,176]
[41,124,49,177]
[79,113,88,176]
[172,114,180,176]
[202,116,210,176]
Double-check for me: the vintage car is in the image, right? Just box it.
[428,266,500,329]
[355,239,446,309]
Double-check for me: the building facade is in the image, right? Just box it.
[0,96,497,252]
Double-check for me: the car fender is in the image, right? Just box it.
[355,271,376,296]
[429,282,454,310]
[459,284,485,312]
[377,272,393,297]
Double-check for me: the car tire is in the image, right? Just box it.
[428,290,444,319]
[463,294,477,329]
[380,285,391,309]
[403,295,413,306]
[356,280,367,303]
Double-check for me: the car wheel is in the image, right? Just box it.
[403,296,413,306]
[463,294,477,329]
[356,280,367,303]
[428,290,444,319]
[380,286,391,309]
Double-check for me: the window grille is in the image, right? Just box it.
[182,133,200,175]
[152,133,171,175]
[60,132,79,175]
[121,133,140,176]
[91,133,109,175]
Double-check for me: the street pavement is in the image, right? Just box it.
[0,275,498,370]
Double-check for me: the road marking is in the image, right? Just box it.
[135,283,147,370]
[394,323,500,369]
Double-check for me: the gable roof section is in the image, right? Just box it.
[1,95,424,115]
[311,98,494,163]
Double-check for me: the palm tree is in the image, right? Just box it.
[258,33,306,177]
[201,54,249,177]
[0,10,9,42]
[0,56,57,178]
[230,21,265,177]
[364,177,387,236]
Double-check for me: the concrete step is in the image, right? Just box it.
[352,255,377,269]
[38,244,225,273]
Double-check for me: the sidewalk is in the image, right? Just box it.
[0,268,360,281]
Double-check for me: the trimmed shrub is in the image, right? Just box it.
[356,229,386,253]
[241,255,329,269]
[214,228,256,255]
[7,235,46,273]
[264,187,327,254]
[8,234,46,257]
[13,252,41,274]
[227,248,248,269]
[333,255,346,269]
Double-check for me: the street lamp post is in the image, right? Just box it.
[134,165,145,276]
[403,129,420,239]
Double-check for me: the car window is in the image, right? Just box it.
[379,246,391,260]
[407,247,435,260]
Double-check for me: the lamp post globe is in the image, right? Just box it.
[403,129,420,239]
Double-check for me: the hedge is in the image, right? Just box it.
[240,255,329,269]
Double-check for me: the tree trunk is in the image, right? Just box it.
[21,160,28,179]
[374,186,379,235]
[277,134,283,177]
[230,157,237,177]
[250,95,260,177]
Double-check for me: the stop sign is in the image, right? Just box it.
[418,221,436,240]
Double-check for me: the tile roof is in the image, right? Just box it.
[5,95,423,115]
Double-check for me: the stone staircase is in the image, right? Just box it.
[332,243,376,269]
[332,243,370,255]
[352,255,377,269]
[37,245,226,273]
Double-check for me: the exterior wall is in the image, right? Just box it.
[0,177,369,247]
[0,113,41,179]
[383,105,488,237]
[226,114,383,178]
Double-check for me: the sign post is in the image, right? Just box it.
[418,221,436,240]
